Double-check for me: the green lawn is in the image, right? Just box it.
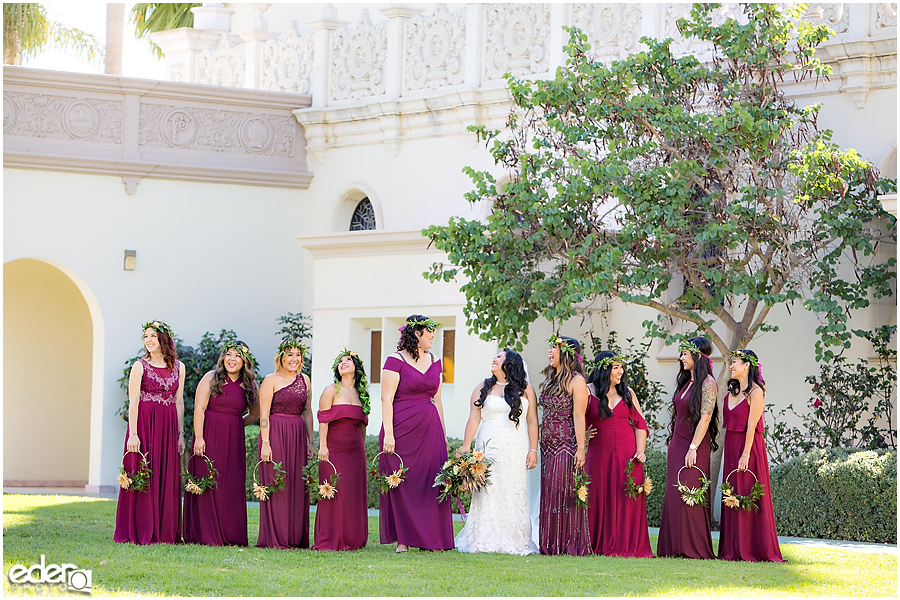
[2,494,897,596]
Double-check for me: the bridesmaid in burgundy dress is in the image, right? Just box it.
[718,349,783,562]
[314,348,370,551]
[114,320,185,544]
[380,314,453,552]
[657,337,719,559]
[183,341,260,546]
[538,335,591,556]
[585,351,654,557]
[256,340,315,549]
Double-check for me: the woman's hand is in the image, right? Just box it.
[585,425,597,444]
[738,452,750,472]
[307,441,315,460]
[193,437,206,456]
[318,446,329,462]
[574,447,585,469]
[176,434,186,455]
[525,451,537,470]
[383,433,396,454]
[261,440,273,462]
[633,450,646,463]
[126,432,140,453]
[684,448,697,469]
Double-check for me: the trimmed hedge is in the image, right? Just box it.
[770,447,897,544]
[644,448,667,527]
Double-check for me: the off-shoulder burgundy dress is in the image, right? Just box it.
[314,403,369,551]
[656,383,715,559]
[378,354,454,550]
[585,393,654,557]
[183,377,253,546]
[538,392,591,555]
[114,358,182,544]
[718,391,783,562]
[256,375,310,549]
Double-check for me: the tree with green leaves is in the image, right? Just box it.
[425,4,896,483]
[3,3,103,66]
[130,3,199,59]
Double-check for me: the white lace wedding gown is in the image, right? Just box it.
[455,393,539,555]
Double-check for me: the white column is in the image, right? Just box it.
[191,3,234,32]
[380,6,423,101]
[241,4,277,89]
[548,3,569,73]
[307,5,347,109]
[464,3,482,89]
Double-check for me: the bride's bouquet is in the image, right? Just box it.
[433,442,494,503]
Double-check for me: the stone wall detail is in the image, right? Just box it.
[403,4,466,92]
[3,92,122,144]
[483,3,552,81]
[330,10,388,101]
[262,29,314,94]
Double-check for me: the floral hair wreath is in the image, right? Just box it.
[595,353,628,369]
[223,341,255,366]
[331,347,371,415]
[678,339,704,356]
[548,335,582,363]
[277,338,307,356]
[730,349,759,368]
[141,320,173,339]
[399,317,441,332]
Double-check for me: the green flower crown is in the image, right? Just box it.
[595,354,627,369]
[332,347,371,415]
[730,350,759,368]
[548,336,575,359]
[141,320,173,338]
[223,341,255,366]
[405,317,441,332]
[678,339,704,356]
[277,339,307,356]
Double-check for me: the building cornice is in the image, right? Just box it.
[297,230,443,258]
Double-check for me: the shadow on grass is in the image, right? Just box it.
[3,495,895,596]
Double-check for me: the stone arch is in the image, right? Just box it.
[3,258,104,488]
[332,183,385,231]
[878,142,897,181]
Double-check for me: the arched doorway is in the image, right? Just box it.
[3,258,99,487]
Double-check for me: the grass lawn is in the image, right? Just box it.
[2,494,897,596]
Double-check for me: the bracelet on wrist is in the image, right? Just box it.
[262,439,270,443]
[529,449,538,453]
[129,432,138,437]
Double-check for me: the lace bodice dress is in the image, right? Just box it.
[455,393,539,555]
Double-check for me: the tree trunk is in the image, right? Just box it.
[104,3,124,75]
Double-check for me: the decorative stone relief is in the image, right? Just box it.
[197,36,246,88]
[877,3,898,28]
[330,10,388,101]
[404,4,466,92]
[139,104,294,157]
[261,29,314,94]
[483,4,551,80]
[571,3,641,63]
[801,3,849,35]
[665,3,739,57]
[2,92,122,143]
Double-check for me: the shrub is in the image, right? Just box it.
[769,447,897,543]
[643,448,667,528]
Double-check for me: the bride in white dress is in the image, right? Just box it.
[455,349,540,555]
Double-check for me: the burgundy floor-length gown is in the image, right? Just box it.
[718,393,784,562]
[257,375,311,549]
[656,383,715,559]
[114,358,182,544]
[314,404,369,551]
[585,393,654,557]
[379,354,454,550]
[183,378,253,546]
[538,392,591,556]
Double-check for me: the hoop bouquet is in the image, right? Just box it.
[370,452,408,493]
[252,460,286,501]
[722,469,765,511]
[303,458,340,500]
[623,458,653,499]
[182,454,218,495]
[674,465,711,507]
[118,450,151,492]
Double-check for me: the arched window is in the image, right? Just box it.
[349,197,376,231]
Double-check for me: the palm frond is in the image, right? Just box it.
[130,3,199,59]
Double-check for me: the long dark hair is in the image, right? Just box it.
[209,340,258,410]
[474,348,527,427]
[727,349,766,397]
[587,351,633,420]
[667,336,720,452]
[540,336,584,398]
[397,314,433,361]
[333,352,371,416]
[143,325,178,369]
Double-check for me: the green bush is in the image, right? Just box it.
[643,447,667,527]
[770,447,897,543]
